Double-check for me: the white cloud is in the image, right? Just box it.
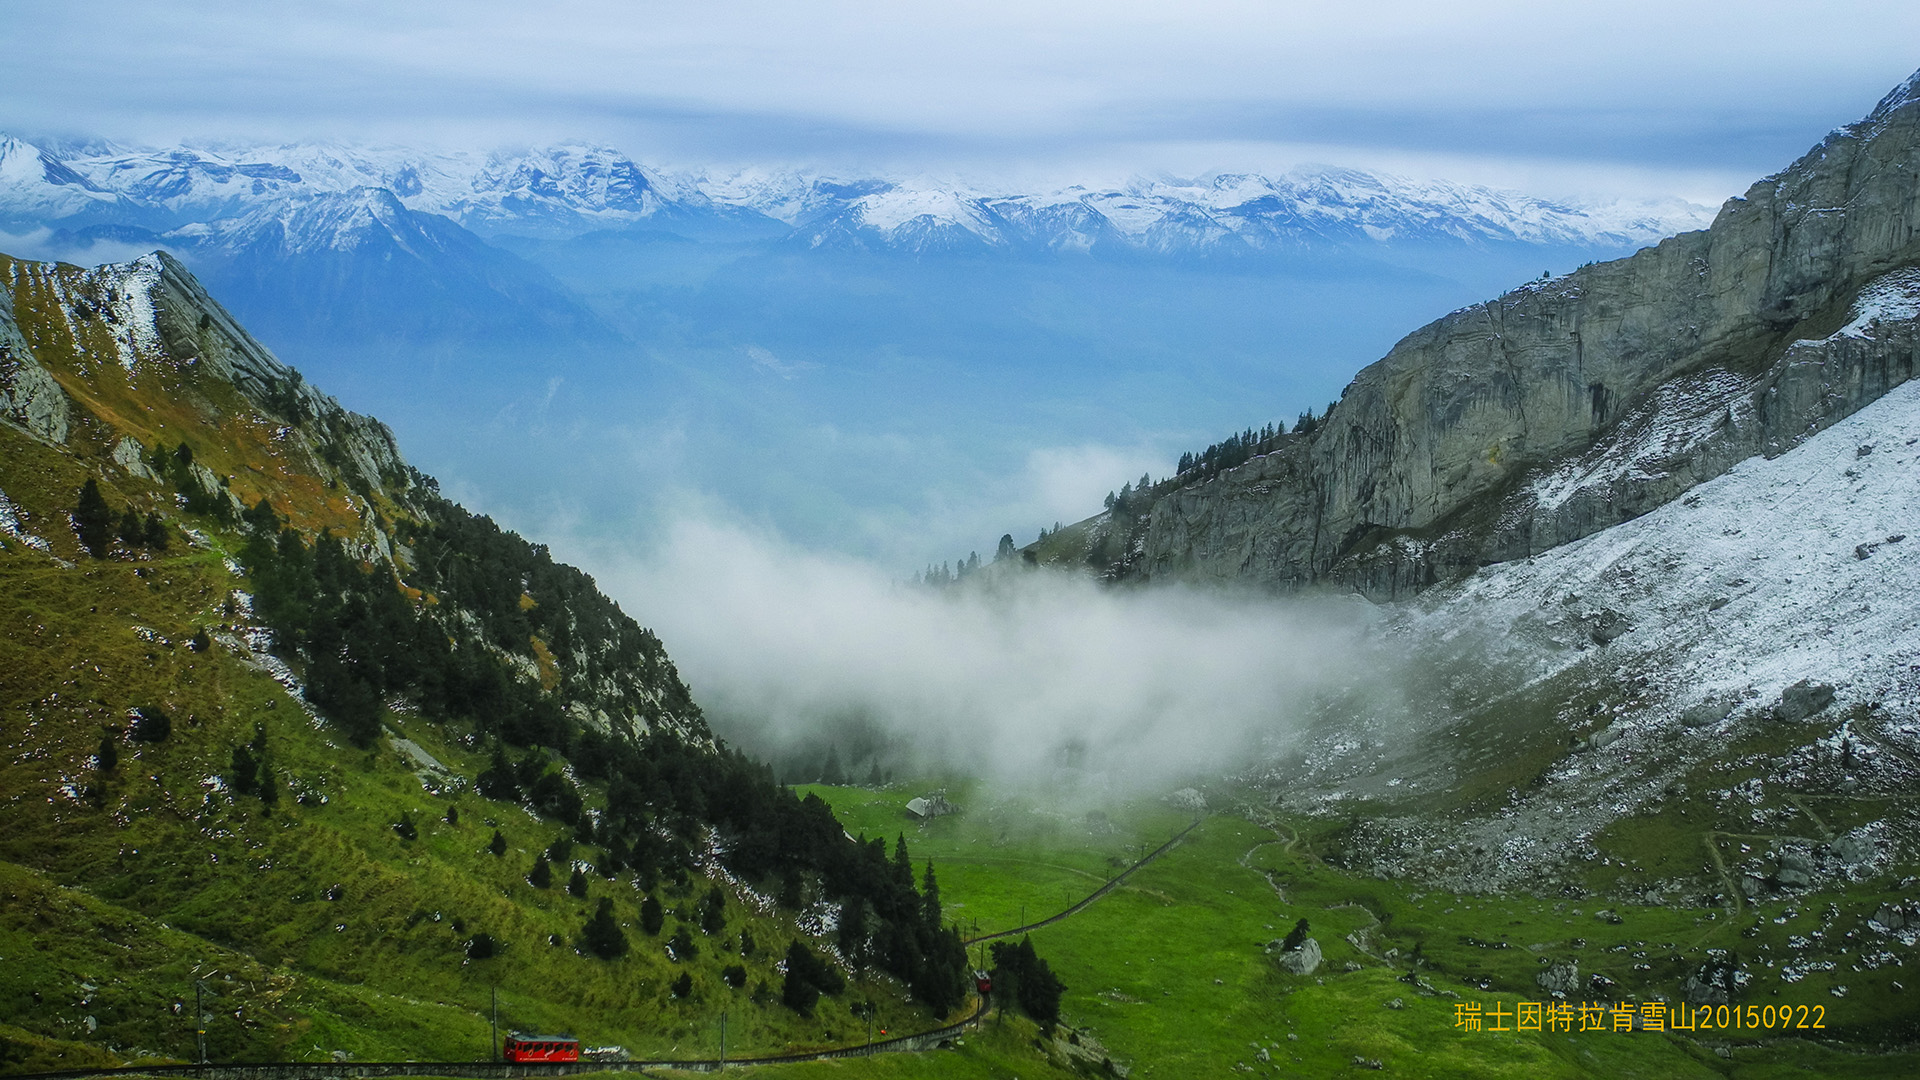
[586,512,1386,788]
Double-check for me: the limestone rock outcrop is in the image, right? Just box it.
[1138,70,1920,597]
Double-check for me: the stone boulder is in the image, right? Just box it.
[1775,680,1836,722]
[1276,938,1323,975]
[1536,960,1580,997]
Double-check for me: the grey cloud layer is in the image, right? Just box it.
[9,0,1919,188]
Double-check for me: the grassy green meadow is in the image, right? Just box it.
[784,782,1920,1079]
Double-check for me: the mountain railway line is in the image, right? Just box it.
[11,819,1204,1080]
[0,995,985,1080]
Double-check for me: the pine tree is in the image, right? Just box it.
[640,894,664,935]
[1282,917,1310,952]
[995,533,1015,561]
[839,894,868,968]
[568,867,589,898]
[117,508,143,547]
[73,479,114,557]
[229,743,258,797]
[921,861,942,931]
[529,858,552,889]
[96,736,118,772]
[820,745,846,785]
[488,830,507,857]
[581,898,628,959]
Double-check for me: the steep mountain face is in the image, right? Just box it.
[1123,69,1920,597]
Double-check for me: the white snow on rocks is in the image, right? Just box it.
[0,487,51,551]
[1408,374,1920,723]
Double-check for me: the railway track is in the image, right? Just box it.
[962,816,1203,945]
[2,998,983,1080]
[13,819,1204,1080]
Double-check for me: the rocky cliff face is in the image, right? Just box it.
[1138,70,1920,598]
[2,250,413,531]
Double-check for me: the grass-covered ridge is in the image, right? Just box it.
[0,251,995,1073]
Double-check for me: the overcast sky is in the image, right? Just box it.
[7,1,1919,201]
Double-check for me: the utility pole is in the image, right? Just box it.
[194,981,207,1064]
[489,986,498,1063]
[719,1009,727,1067]
[866,1004,874,1054]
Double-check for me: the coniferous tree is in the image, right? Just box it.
[488,829,507,857]
[820,745,846,785]
[229,743,258,797]
[529,857,552,889]
[581,898,628,959]
[700,885,726,934]
[96,735,118,772]
[990,936,1066,1030]
[142,511,168,550]
[568,867,589,898]
[1282,917,1311,952]
[670,972,694,998]
[640,894,665,936]
[839,894,868,969]
[921,861,942,931]
[996,533,1015,561]
[258,759,279,808]
[117,508,143,547]
[73,479,114,557]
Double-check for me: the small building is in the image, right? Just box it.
[905,791,959,819]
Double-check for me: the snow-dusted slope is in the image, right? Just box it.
[713,166,1712,254]
[0,136,125,224]
[1271,373,1920,893]
[59,140,687,237]
[2,133,1711,253]
[1404,377,1920,737]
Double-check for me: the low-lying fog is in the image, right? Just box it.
[588,513,1392,791]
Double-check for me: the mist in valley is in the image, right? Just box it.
[587,512,1403,796]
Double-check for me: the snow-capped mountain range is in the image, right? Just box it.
[1,134,1712,254]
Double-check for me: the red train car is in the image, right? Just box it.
[503,1035,581,1062]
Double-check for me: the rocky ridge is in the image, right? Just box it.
[1126,69,1920,598]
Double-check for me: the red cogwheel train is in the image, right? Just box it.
[502,1034,581,1062]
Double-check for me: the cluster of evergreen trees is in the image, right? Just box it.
[988,936,1066,1030]
[191,432,975,1015]
[145,441,235,521]
[1170,403,1337,488]
[72,478,168,558]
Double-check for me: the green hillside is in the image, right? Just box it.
[0,252,1024,1075]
